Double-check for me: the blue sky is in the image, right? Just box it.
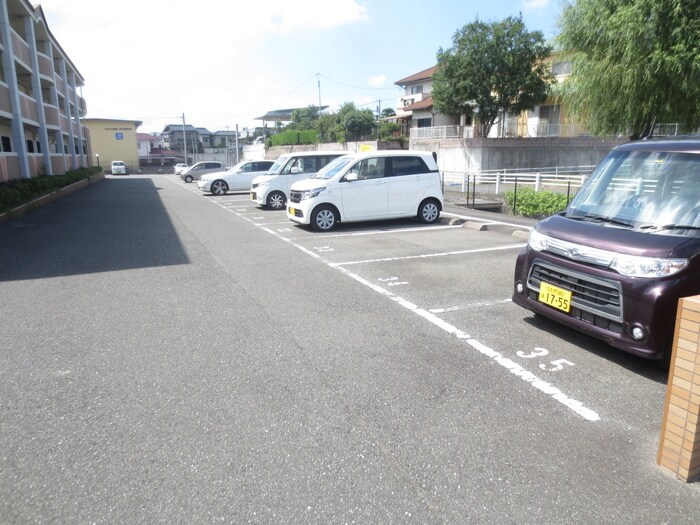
[41,0,562,135]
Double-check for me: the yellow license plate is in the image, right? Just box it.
[289,207,296,215]
[538,282,572,312]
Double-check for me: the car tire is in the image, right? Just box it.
[267,191,286,210]
[184,175,193,183]
[311,205,338,232]
[211,180,228,196]
[418,199,440,224]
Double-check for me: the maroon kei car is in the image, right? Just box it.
[513,137,700,360]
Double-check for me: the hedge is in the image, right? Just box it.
[504,187,570,218]
[269,129,318,146]
[0,167,102,213]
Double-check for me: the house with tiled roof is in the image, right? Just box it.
[393,66,458,135]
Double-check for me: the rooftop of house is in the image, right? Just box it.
[395,66,437,87]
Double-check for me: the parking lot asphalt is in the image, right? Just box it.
[1,174,698,523]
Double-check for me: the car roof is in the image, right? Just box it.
[276,150,349,158]
[615,136,700,153]
[336,150,437,161]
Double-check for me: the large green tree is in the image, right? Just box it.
[557,0,700,139]
[432,15,553,137]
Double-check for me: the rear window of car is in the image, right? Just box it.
[255,161,274,171]
[390,156,429,176]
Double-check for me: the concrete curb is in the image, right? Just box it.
[0,172,105,225]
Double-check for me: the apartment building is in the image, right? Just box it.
[0,0,89,182]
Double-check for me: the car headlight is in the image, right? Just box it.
[300,187,326,200]
[528,229,549,252]
[610,254,688,278]
[258,180,270,187]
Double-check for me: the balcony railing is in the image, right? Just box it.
[410,125,474,140]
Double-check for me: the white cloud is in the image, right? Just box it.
[368,75,387,87]
[523,0,550,9]
[40,0,370,131]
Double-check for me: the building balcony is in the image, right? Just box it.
[0,83,11,116]
[19,92,38,123]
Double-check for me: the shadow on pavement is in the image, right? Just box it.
[0,177,189,282]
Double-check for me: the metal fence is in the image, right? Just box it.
[442,165,596,209]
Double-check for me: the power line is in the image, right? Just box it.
[319,73,399,91]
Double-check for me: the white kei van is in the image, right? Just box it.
[250,151,348,209]
[111,160,127,175]
[287,150,443,231]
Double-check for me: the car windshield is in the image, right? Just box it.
[566,149,700,235]
[266,156,289,176]
[311,157,353,179]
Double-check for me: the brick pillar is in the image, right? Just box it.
[657,296,700,482]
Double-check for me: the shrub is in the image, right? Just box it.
[504,187,570,218]
[0,167,101,213]
[269,129,318,146]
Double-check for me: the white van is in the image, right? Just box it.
[250,151,348,209]
[111,160,127,175]
[287,151,443,231]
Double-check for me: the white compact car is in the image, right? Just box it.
[180,161,227,183]
[287,150,443,231]
[198,160,274,195]
[173,163,188,175]
[250,151,348,209]
[111,160,127,175]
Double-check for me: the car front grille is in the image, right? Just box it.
[527,259,623,332]
[289,191,302,204]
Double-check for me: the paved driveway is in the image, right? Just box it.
[1,175,698,523]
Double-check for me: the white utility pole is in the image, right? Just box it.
[182,113,187,164]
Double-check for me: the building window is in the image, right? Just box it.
[539,105,561,136]
[1,136,11,152]
[26,140,34,153]
[410,85,423,95]
[417,117,432,128]
[552,61,571,76]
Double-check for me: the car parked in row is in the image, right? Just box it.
[180,161,227,183]
[198,160,275,195]
[287,150,443,232]
[250,151,348,209]
[513,137,700,361]
[174,163,188,175]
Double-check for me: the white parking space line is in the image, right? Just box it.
[442,211,532,230]
[429,298,513,313]
[287,224,463,240]
[167,176,601,422]
[335,243,525,266]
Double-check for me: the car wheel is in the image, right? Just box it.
[211,180,228,195]
[184,175,193,183]
[418,199,440,224]
[267,191,286,210]
[311,205,338,232]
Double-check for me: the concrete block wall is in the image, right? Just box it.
[657,296,700,482]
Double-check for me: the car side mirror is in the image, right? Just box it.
[290,167,301,174]
[345,172,359,182]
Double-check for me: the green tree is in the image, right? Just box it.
[557,0,700,139]
[343,109,376,141]
[289,105,320,131]
[378,121,400,140]
[432,15,553,137]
